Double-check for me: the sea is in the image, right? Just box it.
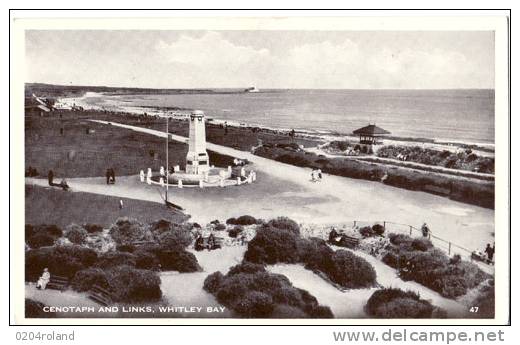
[61,89,495,145]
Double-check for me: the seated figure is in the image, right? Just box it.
[36,268,50,290]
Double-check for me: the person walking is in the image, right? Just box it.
[421,222,430,238]
[47,170,54,186]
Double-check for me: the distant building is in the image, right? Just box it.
[244,86,260,93]
[352,124,391,145]
[185,110,210,175]
[24,104,51,117]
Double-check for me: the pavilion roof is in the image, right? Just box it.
[352,124,390,136]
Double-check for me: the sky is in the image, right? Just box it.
[25,30,495,89]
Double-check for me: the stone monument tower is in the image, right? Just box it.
[186,110,210,175]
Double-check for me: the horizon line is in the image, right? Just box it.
[25,82,495,92]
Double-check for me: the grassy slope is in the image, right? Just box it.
[25,111,235,178]
[25,185,187,228]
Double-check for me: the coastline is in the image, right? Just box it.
[53,91,495,154]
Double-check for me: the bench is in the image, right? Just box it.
[330,235,360,249]
[46,275,69,291]
[88,285,113,306]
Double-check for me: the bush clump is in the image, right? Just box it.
[106,265,162,302]
[157,228,193,250]
[25,299,55,318]
[71,267,109,292]
[109,218,151,245]
[365,288,443,318]
[227,215,257,226]
[228,226,244,238]
[64,224,88,244]
[83,223,103,233]
[25,224,63,249]
[203,263,333,318]
[382,234,490,298]
[244,226,301,264]
[25,245,98,281]
[96,251,137,269]
[359,224,385,238]
[156,248,201,272]
[245,220,377,289]
[266,217,300,234]
[27,231,57,249]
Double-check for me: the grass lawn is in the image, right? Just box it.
[25,111,235,178]
[25,185,187,228]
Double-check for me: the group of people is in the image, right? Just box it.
[194,233,221,251]
[310,168,323,182]
[105,168,116,185]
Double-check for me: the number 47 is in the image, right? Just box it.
[470,306,479,313]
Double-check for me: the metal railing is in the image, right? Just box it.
[350,220,475,260]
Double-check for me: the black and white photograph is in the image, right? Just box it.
[10,13,510,325]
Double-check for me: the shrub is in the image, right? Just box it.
[149,219,173,234]
[244,226,301,264]
[71,268,109,292]
[359,226,375,238]
[214,223,227,231]
[234,291,274,317]
[106,265,162,302]
[372,224,385,236]
[389,241,490,298]
[388,233,413,246]
[365,288,439,318]
[233,215,258,226]
[96,251,136,269]
[228,262,266,276]
[134,250,160,270]
[25,299,55,318]
[472,280,494,318]
[203,271,225,293]
[27,231,56,249]
[411,238,433,252]
[158,228,193,250]
[26,224,63,248]
[156,248,201,272]
[204,264,333,318]
[83,223,103,234]
[228,226,244,238]
[116,244,136,253]
[25,245,98,281]
[109,218,150,245]
[324,250,377,289]
[65,224,88,245]
[226,218,237,225]
[266,217,300,234]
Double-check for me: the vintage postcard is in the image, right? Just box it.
[10,13,510,325]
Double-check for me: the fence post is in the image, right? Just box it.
[448,242,451,256]
[383,221,386,231]
[353,221,356,227]
[409,226,412,236]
